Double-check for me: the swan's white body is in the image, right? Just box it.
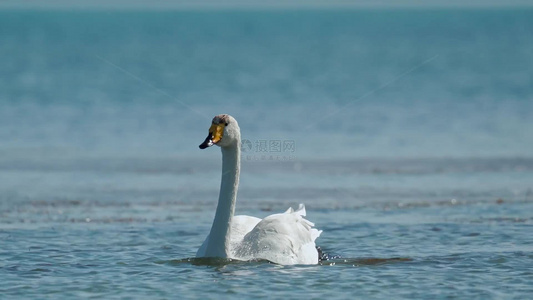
[196,114,321,265]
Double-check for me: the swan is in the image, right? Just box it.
[196,114,322,265]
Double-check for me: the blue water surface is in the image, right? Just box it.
[1,7,532,299]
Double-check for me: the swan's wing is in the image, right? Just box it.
[234,204,322,265]
[196,215,261,257]
[229,215,262,247]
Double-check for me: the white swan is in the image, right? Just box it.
[196,114,322,265]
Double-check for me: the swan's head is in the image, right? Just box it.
[199,114,240,149]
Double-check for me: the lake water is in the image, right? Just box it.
[1,7,533,299]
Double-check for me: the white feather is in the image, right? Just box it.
[232,204,322,265]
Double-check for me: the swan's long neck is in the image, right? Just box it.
[204,142,240,258]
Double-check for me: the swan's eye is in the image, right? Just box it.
[225,122,228,126]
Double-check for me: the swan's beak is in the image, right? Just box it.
[199,133,213,149]
[199,123,225,149]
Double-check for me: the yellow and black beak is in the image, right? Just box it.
[199,123,225,149]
